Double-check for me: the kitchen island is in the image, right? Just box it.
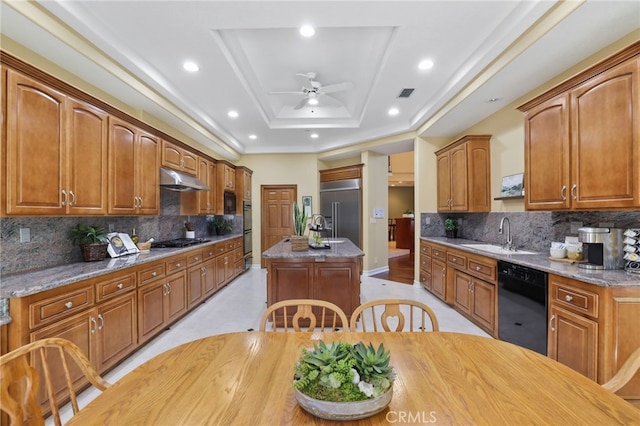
[262,238,364,326]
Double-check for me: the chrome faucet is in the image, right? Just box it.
[499,217,514,251]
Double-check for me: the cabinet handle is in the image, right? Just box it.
[549,314,556,332]
[90,316,97,334]
[61,190,67,206]
[476,266,481,271]
[194,257,199,261]
[452,257,457,262]
[152,271,157,277]
[570,184,577,200]
[166,283,172,295]
[69,190,76,206]
[470,283,474,293]
[98,314,104,331]
[560,185,567,201]
[117,283,124,289]
[65,301,73,309]
[564,295,573,302]
[176,263,181,267]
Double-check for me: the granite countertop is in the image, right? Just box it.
[262,238,364,259]
[422,237,640,287]
[0,234,243,299]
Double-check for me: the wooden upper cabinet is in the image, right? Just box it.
[569,59,639,209]
[4,69,108,216]
[236,166,253,204]
[435,135,491,212]
[218,161,236,192]
[161,140,198,176]
[520,43,639,210]
[198,158,216,215]
[108,117,159,215]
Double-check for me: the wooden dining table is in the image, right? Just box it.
[67,331,640,425]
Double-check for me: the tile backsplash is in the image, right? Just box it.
[1,191,240,275]
[420,211,640,253]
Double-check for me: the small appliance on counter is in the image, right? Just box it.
[577,227,624,270]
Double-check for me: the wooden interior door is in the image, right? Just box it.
[261,185,296,268]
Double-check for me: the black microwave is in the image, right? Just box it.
[224,191,236,214]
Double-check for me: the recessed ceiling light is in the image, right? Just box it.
[183,61,199,72]
[300,25,315,37]
[308,98,319,106]
[487,97,502,103]
[388,107,399,116]
[418,59,434,71]
[310,133,319,139]
[249,134,257,140]
[227,110,239,118]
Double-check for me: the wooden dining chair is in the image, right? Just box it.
[259,299,350,332]
[602,346,640,394]
[350,299,440,332]
[0,337,110,426]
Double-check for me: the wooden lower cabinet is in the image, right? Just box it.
[265,257,361,325]
[431,258,447,301]
[547,273,640,399]
[138,272,187,344]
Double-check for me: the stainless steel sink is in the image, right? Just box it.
[460,244,538,255]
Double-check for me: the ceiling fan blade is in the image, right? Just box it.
[293,97,309,110]
[320,81,353,94]
[268,91,305,95]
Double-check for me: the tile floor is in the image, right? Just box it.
[56,268,490,424]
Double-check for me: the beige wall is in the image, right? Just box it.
[361,151,389,272]
[388,187,414,218]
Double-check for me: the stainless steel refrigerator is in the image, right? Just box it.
[320,178,362,248]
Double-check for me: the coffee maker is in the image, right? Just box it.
[578,227,624,270]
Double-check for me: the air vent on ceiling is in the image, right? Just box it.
[398,88,414,98]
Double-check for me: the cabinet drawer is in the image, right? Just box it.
[419,256,432,273]
[467,259,496,281]
[447,252,466,268]
[214,243,226,255]
[187,251,203,265]
[420,243,431,256]
[167,256,187,274]
[226,242,235,252]
[30,286,94,329]
[138,263,165,285]
[553,285,599,318]
[432,247,446,261]
[96,273,135,302]
[234,239,243,250]
[203,246,217,260]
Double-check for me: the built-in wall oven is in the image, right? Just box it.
[243,201,252,269]
[498,261,548,355]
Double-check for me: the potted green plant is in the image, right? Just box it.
[291,202,309,251]
[293,340,395,420]
[207,217,233,235]
[69,224,109,262]
[444,217,458,238]
[402,209,414,218]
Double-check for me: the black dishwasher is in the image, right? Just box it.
[497,261,548,355]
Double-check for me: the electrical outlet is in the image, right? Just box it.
[599,222,614,228]
[19,228,30,243]
[570,221,583,234]
[108,223,115,233]
[424,217,431,225]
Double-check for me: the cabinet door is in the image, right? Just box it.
[215,255,227,290]
[6,69,67,215]
[182,149,198,175]
[202,259,216,296]
[570,59,639,209]
[165,273,187,322]
[431,258,446,301]
[198,158,215,214]
[314,262,359,319]
[66,98,108,215]
[471,279,496,333]
[548,304,598,380]
[242,169,252,201]
[161,140,183,170]
[436,152,452,211]
[524,95,570,210]
[449,144,468,211]
[137,281,166,343]
[108,118,137,214]
[30,310,93,407]
[95,292,137,372]
[453,270,472,315]
[187,265,204,308]
[136,131,159,214]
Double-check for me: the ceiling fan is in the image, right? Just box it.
[269,72,352,110]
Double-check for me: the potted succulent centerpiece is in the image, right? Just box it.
[293,340,395,420]
[444,217,458,238]
[69,224,109,262]
[290,202,309,251]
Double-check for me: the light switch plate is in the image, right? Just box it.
[19,228,31,243]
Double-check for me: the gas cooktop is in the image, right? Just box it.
[151,238,210,248]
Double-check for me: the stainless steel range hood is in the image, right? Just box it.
[159,167,209,192]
